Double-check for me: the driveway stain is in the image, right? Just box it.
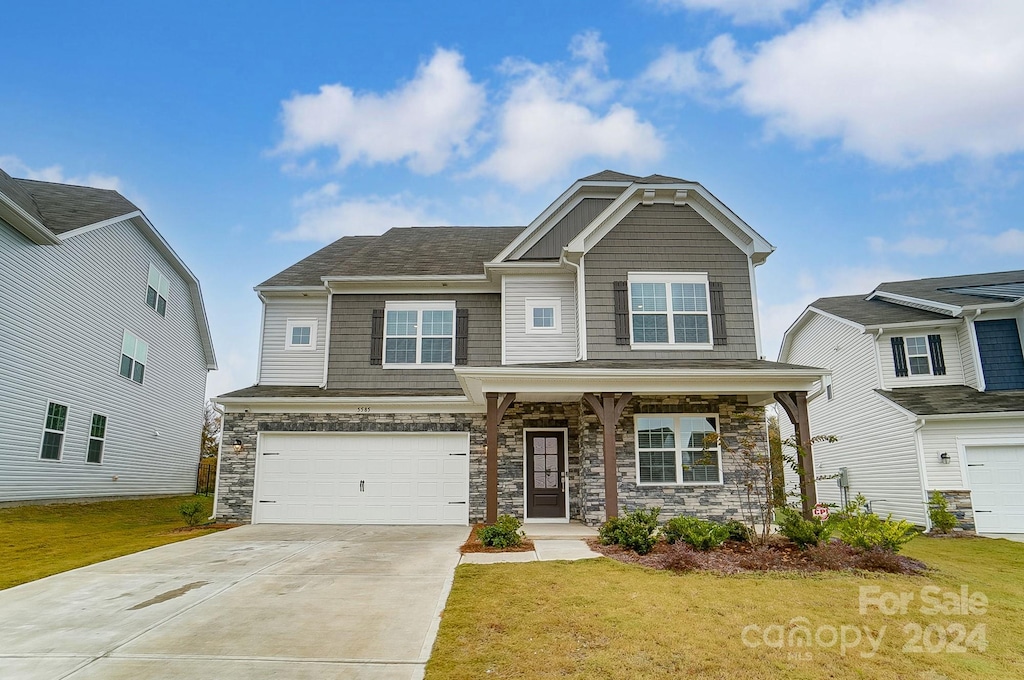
[127,581,209,610]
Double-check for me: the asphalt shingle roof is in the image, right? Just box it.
[810,295,952,326]
[0,168,46,223]
[259,236,377,287]
[876,385,1024,416]
[11,178,138,234]
[577,170,691,184]
[218,385,465,399]
[876,270,1024,307]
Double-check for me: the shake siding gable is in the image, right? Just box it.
[521,198,614,259]
[0,218,207,502]
[258,296,328,386]
[327,292,501,389]
[584,203,757,360]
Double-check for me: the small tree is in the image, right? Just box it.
[200,401,221,459]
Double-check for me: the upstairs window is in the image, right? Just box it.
[120,331,149,384]
[285,319,318,350]
[40,402,68,460]
[906,336,931,375]
[891,335,946,378]
[147,264,169,316]
[383,302,455,366]
[628,274,712,348]
[88,414,107,464]
[526,298,561,333]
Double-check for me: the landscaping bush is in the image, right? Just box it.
[478,514,523,548]
[928,491,959,534]
[723,519,753,543]
[598,507,660,555]
[832,495,917,552]
[775,506,832,549]
[178,500,207,527]
[662,516,731,551]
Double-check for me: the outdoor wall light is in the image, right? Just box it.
[233,439,244,453]
[940,452,951,464]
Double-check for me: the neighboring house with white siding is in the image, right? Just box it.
[778,272,1024,533]
[0,167,217,502]
[215,171,826,527]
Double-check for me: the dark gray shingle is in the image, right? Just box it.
[876,270,1024,307]
[0,168,45,223]
[811,295,952,326]
[876,385,1024,415]
[259,236,377,287]
[14,178,138,233]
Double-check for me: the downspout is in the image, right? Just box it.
[562,253,586,361]
[209,401,226,521]
[321,283,334,388]
[873,328,885,389]
[912,416,931,532]
[968,309,985,391]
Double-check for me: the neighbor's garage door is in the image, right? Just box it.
[253,433,469,525]
[965,444,1024,533]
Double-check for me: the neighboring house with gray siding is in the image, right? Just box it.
[779,271,1024,533]
[216,171,824,527]
[0,167,217,502]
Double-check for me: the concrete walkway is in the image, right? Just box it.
[0,524,467,680]
[460,538,602,564]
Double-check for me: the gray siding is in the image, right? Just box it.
[0,218,207,501]
[503,275,577,364]
[327,293,501,389]
[584,203,757,360]
[259,295,328,386]
[520,198,613,259]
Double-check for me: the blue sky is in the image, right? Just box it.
[4,0,1023,397]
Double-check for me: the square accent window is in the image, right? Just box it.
[906,336,931,376]
[525,298,562,333]
[635,414,720,485]
[383,302,456,366]
[285,319,318,351]
[629,274,712,348]
[120,330,148,384]
[40,402,68,460]
[88,414,107,464]
[146,264,170,316]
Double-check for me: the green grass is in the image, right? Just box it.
[0,495,220,590]
[428,536,1024,679]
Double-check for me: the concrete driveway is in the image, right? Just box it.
[0,524,468,680]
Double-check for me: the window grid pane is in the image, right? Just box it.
[91,414,107,439]
[46,403,68,431]
[385,337,417,364]
[421,310,453,336]
[673,314,710,344]
[386,310,418,336]
[639,450,676,483]
[671,282,708,312]
[146,287,158,308]
[87,439,104,464]
[420,337,452,363]
[41,432,63,460]
[156,296,166,316]
[291,326,311,346]
[632,314,669,343]
[631,282,667,312]
[132,362,145,384]
[120,355,134,379]
[532,307,555,328]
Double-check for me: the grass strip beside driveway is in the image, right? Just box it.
[0,495,217,590]
[428,537,1024,679]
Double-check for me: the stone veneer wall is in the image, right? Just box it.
[579,395,766,526]
[928,489,976,533]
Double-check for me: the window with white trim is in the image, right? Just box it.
[120,331,148,384]
[285,318,317,350]
[87,414,107,464]
[146,264,169,316]
[635,415,721,484]
[383,302,455,366]
[526,298,561,333]
[40,402,68,461]
[629,273,712,348]
[906,336,931,375]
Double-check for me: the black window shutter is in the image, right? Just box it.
[709,281,727,346]
[370,309,384,365]
[613,281,630,345]
[455,308,469,365]
[891,336,908,377]
[928,334,946,375]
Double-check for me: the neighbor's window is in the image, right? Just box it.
[87,414,107,464]
[285,319,317,350]
[635,415,720,484]
[146,264,170,316]
[526,298,561,333]
[40,402,69,460]
[383,302,455,366]
[120,330,149,384]
[906,336,931,375]
[629,273,711,347]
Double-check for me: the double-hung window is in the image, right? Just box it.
[88,414,107,463]
[629,273,712,348]
[383,302,455,367]
[636,415,721,484]
[147,264,169,316]
[40,402,69,460]
[905,336,931,375]
[120,331,149,384]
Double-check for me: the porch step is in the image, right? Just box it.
[523,522,598,540]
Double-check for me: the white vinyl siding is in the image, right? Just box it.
[958,323,980,389]
[0,217,207,501]
[258,296,328,386]
[878,327,964,387]
[504,275,577,364]
[919,417,1024,490]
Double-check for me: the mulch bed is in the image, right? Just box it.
[460,524,536,553]
[168,522,242,534]
[588,538,929,575]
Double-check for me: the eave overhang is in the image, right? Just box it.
[0,193,59,244]
[215,394,484,414]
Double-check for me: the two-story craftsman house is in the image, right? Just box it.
[215,171,824,526]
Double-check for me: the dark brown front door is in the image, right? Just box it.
[526,431,566,519]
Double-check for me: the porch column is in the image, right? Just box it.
[485,392,516,524]
[582,392,633,521]
[775,390,816,518]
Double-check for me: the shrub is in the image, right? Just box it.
[178,500,206,527]
[775,506,833,549]
[663,516,731,551]
[723,519,753,543]
[598,507,660,555]
[832,495,917,552]
[928,491,959,534]
[478,514,523,548]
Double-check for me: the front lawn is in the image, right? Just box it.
[0,495,221,590]
[428,537,1024,679]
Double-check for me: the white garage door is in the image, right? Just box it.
[965,444,1024,533]
[253,433,469,525]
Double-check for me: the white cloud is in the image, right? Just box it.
[276,183,444,242]
[0,154,123,191]
[968,228,1024,255]
[867,235,948,257]
[640,47,708,93]
[277,48,485,174]
[653,0,809,25]
[707,0,1024,165]
[474,32,663,190]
